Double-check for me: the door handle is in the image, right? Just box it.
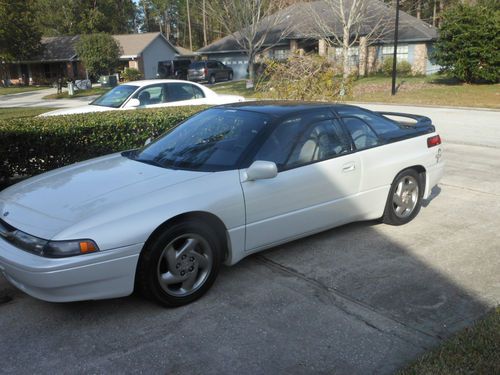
[342,162,356,172]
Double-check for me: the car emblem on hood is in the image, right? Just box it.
[2,211,9,217]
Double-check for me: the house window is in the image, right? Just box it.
[331,47,359,65]
[273,49,289,61]
[382,45,409,61]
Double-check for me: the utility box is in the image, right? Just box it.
[100,75,118,87]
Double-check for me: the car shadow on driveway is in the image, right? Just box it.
[422,185,442,207]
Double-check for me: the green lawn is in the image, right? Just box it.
[0,107,55,120]
[351,75,500,109]
[211,76,500,109]
[42,87,109,100]
[211,80,258,98]
[0,86,50,95]
[399,307,500,375]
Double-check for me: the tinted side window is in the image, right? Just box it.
[254,117,303,170]
[337,107,400,135]
[207,61,217,69]
[134,84,165,105]
[254,118,350,171]
[167,83,198,102]
[342,117,380,150]
[190,84,205,99]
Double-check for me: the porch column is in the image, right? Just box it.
[290,40,298,53]
[318,39,327,57]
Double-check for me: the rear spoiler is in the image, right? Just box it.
[376,111,433,129]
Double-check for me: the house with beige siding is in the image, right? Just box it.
[6,32,186,85]
[197,0,440,80]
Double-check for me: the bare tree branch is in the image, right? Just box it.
[207,0,294,84]
[305,0,395,79]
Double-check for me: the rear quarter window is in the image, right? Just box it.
[342,117,381,151]
[337,107,401,135]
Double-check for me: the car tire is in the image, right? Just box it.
[209,75,216,84]
[382,169,423,226]
[137,220,222,307]
[228,72,233,81]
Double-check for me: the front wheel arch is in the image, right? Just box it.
[141,211,229,264]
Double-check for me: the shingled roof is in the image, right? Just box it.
[198,0,438,54]
[20,32,179,62]
[30,36,80,62]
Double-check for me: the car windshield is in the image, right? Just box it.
[91,85,138,108]
[128,108,272,171]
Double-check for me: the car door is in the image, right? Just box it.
[240,112,362,251]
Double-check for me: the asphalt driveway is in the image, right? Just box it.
[0,105,499,374]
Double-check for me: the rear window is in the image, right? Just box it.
[190,62,205,69]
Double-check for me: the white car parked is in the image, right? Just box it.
[0,102,444,307]
[40,79,244,117]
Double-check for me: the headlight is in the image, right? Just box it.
[43,240,99,258]
[9,230,48,254]
[0,221,99,258]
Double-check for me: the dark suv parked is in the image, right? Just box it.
[157,59,192,80]
[187,60,233,84]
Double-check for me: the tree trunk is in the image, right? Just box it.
[438,0,445,28]
[342,26,350,80]
[416,0,422,19]
[165,10,170,41]
[142,1,149,31]
[432,0,437,26]
[202,0,208,47]
[186,0,193,51]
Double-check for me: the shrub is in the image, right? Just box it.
[121,68,142,82]
[397,60,413,76]
[255,54,352,101]
[381,57,414,77]
[433,2,499,83]
[0,106,206,181]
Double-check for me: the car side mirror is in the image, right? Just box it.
[125,98,141,108]
[244,161,278,181]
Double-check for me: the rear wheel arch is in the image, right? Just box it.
[383,166,426,226]
[402,165,426,194]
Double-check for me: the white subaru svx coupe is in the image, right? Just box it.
[40,79,244,117]
[0,102,444,307]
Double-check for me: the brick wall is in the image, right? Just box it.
[412,43,427,75]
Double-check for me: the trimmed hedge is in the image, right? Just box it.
[0,107,206,181]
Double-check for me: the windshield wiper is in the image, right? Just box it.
[133,158,166,168]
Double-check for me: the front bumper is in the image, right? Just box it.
[0,238,142,302]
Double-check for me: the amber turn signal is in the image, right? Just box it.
[79,241,98,254]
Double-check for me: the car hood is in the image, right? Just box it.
[39,105,115,117]
[0,154,208,239]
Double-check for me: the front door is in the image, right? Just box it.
[241,114,362,251]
